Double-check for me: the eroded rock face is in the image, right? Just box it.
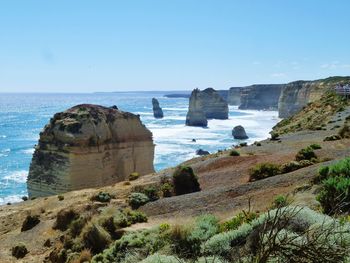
[186,88,228,126]
[232,125,248,139]
[186,89,208,127]
[27,104,155,197]
[239,84,285,110]
[152,98,164,118]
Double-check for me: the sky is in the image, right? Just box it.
[0,0,349,93]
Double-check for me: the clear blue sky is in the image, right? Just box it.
[0,0,349,92]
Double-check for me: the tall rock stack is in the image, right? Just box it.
[27,104,155,197]
[186,88,229,127]
[186,89,208,127]
[152,98,164,118]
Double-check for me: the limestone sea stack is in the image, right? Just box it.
[152,98,164,118]
[27,104,155,198]
[186,89,208,127]
[232,125,248,139]
[186,88,228,126]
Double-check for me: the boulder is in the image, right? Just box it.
[27,104,155,198]
[196,149,209,156]
[232,125,249,139]
[152,98,164,118]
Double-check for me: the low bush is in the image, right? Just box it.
[54,209,78,231]
[229,150,240,156]
[315,157,350,183]
[339,124,350,138]
[220,211,257,232]
[81,223,111,253]
[295,147,317,161]
[21,214,40,232]
[143,186,159,201]
[70,216,90,237]
[280,160,313,174]
[11,244,28,259]
[129,172,140,181]
[270,131,279,141]
[309,143,322,150]
[91,191,112,203]
[249,163,281,181]
[272,195,290,208]
[239,142,247,147]
[160,183,173,197]
[58,195,64,201]
[172,166,201,195]
[324,134,341,141]
[128,192,150,209]
[317,176,350,215]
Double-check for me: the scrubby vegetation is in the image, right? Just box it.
[129,172,140,181]
[172,166,201,195]
[91,206,350,262]
[91,192,112,203]
[295,146,317,161]
[229,149,240,156]
[11,243,28,259]
[316,158,350,215]
[249,163,281,181]
[21,214,40,232]
[128,192,150,209]
[324,134,341,141]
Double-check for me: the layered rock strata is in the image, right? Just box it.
[27,104,155,197]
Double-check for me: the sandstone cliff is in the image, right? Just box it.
[227,87,241,105]
[239,84,284,110]
[152,98,164,118]
[27,104,155,197]
[186,88,228,126]
[185,89,208,127]
[278,77,350,118]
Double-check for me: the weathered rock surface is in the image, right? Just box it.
[239,84,285,110]
[186,88,228,126]
[228,87,241,105]
[196,149,210,155]
[232,125,248,139]
[27,104,155,197]
[152,98,164,118]
[186,89,208,127]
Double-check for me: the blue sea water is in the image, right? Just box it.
[0,92,279,204]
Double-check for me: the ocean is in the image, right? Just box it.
[0,92,279,204]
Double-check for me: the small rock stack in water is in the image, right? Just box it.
[152,98,164,118]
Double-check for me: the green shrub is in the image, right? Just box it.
[229,150,240,156]
[54,209,78,231]
[58,195,64,201]
[315,158,350,183]
[324,135,341,141]
[270,132,279,140]
[280,160,313,174]
[129,172,140,181]
[128,192,150,209]
[160,183,173,197]
[91,191,112,203]
[220,211,257,232]
[124,209,148,224]
[239,142,248,147]
[81,223,112,253]
[21,214,40,232]
[295,147,317,161]
[172,166,201,195]
[11,243,28,259]
[69,216,89,237]
[272,195,290,208]
[249,163,281,181]
[309,144,322,150]
[317,176,350,215]
[143,186,159,201]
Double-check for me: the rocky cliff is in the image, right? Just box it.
[239,84,284,110]
[185,89,208,127]
[227,87,241,105]
[152,98,164,118]
[186,88,228,126]
[27,104,155,197]
[278,77,350,118]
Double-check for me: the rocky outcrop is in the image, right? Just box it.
[196,149,209,155]
[227,87,241,105]
[232,125,248,139]
[27,104,155,197]
[239,84,285,110]
[186,89,208,127]
[186,88,228,126]
[152,98,164,118]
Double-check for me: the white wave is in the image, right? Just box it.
[3,170,28,183]
[162,107,188,111]
[21,148,35,155]
[0,135,6,139]
[0,195,23,205]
